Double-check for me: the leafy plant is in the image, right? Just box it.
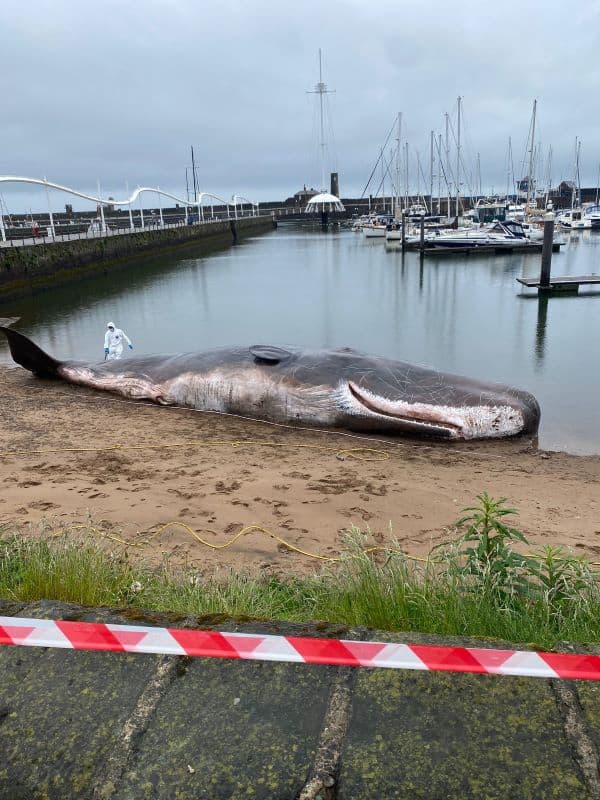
[446,493,534,598]
[527,545,595,609]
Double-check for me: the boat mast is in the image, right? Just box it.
[545,145,553,208]
[455,96,461,218]
[575,137,582,207]
[404,141,409,210]
[437,133,442,214]
[525,99,537,210]
[506,137,512,200]
[380,148,385,212]
[429,130,434,214]
[395,112,402,217]
[445,112,450,217]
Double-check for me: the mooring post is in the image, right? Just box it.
[419,216,425,256]
[540,212,555,289]
[401,211,407,251]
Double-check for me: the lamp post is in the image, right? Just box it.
[138,188,145,230]
[44,177,56,239]
[126,181,134,230]
[0,201,6,242]
[157,188,164,227]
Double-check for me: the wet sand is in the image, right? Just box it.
[1,367,599,575]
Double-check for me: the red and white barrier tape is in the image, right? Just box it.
[1,616,599,680]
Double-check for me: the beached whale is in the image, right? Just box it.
[0,324,540,440]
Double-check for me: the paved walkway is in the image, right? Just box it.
[1,599,599,799]
[0,217,247,248]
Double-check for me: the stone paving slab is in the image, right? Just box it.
[0,600,599,800]
[115,658,332,800]
[339,667,587,799]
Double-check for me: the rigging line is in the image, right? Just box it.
[446,116,476,200]
[519,105,536,190]
[372,150,398,199]
[435,135,452,199]
[360,117,397,199]
[416,152,430,208]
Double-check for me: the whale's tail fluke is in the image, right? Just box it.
[0,326,61,377]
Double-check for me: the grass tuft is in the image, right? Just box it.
[1,496,599,650]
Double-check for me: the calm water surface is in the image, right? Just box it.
[1,224,599,454]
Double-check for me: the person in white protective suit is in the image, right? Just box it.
[104,322,133,360]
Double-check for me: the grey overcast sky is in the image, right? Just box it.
[1,0,598,211]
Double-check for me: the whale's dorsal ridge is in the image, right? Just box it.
[249,345,293,365]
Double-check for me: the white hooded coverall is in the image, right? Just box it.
[104,322,132,360]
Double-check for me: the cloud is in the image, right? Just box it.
[1,0,598,211]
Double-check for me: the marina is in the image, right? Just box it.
[2,221,599,455]
[3,6,600,799]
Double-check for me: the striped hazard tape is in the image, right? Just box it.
[1,615,599,680]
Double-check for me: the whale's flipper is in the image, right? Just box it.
[0,326,61,377]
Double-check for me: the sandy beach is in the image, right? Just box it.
[1,366,599,575]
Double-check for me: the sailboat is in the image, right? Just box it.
[556,138,591,230]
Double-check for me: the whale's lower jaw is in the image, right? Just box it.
[344,382,526,440]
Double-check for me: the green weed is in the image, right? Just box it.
[0,496,599,650]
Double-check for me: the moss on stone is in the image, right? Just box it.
[0,217,272,301]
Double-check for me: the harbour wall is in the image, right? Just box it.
[0,216,273,301]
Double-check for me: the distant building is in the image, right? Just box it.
[287,185,319,206]
[517,176,535,200]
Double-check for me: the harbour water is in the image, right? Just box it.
[1,224,599,455]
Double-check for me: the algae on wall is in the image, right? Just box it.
[0,216,273,301]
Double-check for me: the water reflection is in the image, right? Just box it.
[535,294,549,367]
[1,224,600,454]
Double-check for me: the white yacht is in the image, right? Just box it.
[418,220,536,250]
[384,220,403,241]
[583,204,600,228]
[556,208,592,230]
[362,215,393,238]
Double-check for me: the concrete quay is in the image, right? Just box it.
[0,215,274,302]
[1,599,599,799]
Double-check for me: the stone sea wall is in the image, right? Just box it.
[0,216,273,301]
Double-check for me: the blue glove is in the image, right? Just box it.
[104,348,109,355]
[128,344,133,350]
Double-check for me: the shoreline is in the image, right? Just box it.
[1,366,599,575]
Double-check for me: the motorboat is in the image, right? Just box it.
[385,220,403,241]
[519,221,544,241]
[363,223,387,238]
[556,208,592,230]
[419,220,537,250]
[583,204,600,228]
[362,214,393,238]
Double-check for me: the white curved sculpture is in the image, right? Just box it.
[304,192,345,213]
[0,176,255,241]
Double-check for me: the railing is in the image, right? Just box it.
[0,211,267,248]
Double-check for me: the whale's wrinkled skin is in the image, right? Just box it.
[0,326,540,441]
